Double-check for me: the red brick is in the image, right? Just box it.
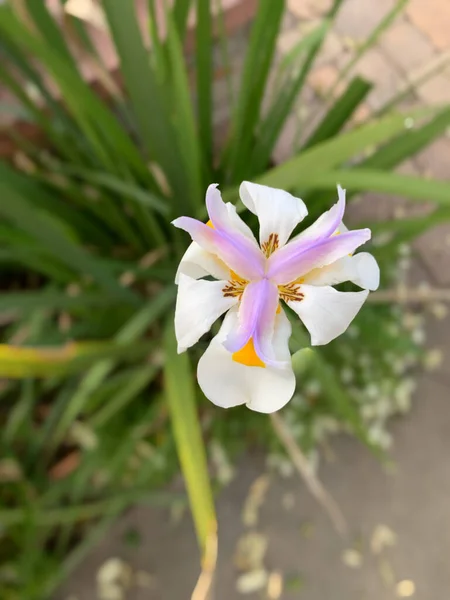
[272,113,298,164]
[311,0,334,16]
[308,64,339,96]
[356,47,405,110]
[277,26,303,55]
[380,20,436,74]
[335,0,400,40]
[415,223,450,285]
[414,138,450,180]
[315,31,346,67]
[350,102,372,126]
[407,0,450,50]
[287,0,316,20]
[417,70,450,106]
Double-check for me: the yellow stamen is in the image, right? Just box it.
[206,219,214,228]
[261,233,280,257]
[278,282,304,302]
[276,303,281,314]
[232,338,266,368]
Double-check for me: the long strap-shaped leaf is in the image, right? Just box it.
[103,1,200,212]
[22,0,78,70]
[250,0,344,175]
[0,340,153,378]
[301,76,373,150]
[363,106,450,171]
[0,5,152,178]
[249,20,330,175]
[224,0,285,183]
[48,285,176,449]
[196,0,213,184]
[290,167,450,206]
[164,320,216,558]
[255,107,433,190]
[173,0,192,40]
[295,106,450,212]
[0,182,140,305]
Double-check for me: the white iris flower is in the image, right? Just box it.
[172,182,379,413]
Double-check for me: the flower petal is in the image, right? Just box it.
[175,242,230,283]
[175,199,257,283]
[223,200,257,242]
[223,278,283,367]
[206,184,258,244]
[172,214,264,280]
[267,229,371,285]
[303,252,380,291]
[175,274,237,352]
[239,181,308,248]
[197,308,295,413]
[290,184,346,247]
[287,284,369,346]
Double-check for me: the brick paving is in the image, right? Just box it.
[278,0,450,286]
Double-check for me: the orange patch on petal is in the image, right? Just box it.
[232,338,266,368]
[229,269,247,283]
[291,276,305,285]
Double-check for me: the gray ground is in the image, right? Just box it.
[56,302,450,600]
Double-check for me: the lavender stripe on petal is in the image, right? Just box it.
[267,229,371,285]
[253,281,288,368]
[223,279,267,353]
[223,278,286,367]
[172,215,264,280]
[205,184,264,272]
[287,184,346,253]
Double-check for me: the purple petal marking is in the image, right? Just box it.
[172,213,264,281]
[223,278,284,367]
[253,283,287,368]
[267,228,371,285]
[287,184,346,252]
[205,184,264,274]
[223,280,267,353]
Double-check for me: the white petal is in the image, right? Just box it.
[224,201,257,242]
[287,285,369,346]
[239,181,308,248]
[303,252,380,291]
[197,308,296,413]
[175,274,237,352]
[337,221,349,234]
[175,242,230,283]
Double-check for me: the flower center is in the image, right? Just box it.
[261,233,279,258]
[222,270,248,299]
[278,279,304,302]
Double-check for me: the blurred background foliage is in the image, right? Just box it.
[0,0,449,598]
